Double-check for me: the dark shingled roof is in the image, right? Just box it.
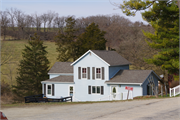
[91,50,131,66]
[44,75,74,83]
[106,70,152,84]
[48,62,73,74]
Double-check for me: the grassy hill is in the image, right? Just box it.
[1,40,58,86]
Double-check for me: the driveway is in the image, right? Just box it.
[1,97,180,120]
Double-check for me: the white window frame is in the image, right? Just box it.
[95,67,101,80]
[46,84,52,96]
[81,67,87,79]
[92,86,101,94]
[68,85,74,96]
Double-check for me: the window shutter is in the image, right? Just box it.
[52,84,55,96]
[88,86,91,94]
[88,67,90,79]
[102,67,105,80]
[44,84,46,97]
[101,86,104,95]
[92,67,95,80]
[78,67,81,79]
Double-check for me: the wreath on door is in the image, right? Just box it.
[113,87,116,93]
[112,87,116,98]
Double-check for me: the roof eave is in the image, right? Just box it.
[141,70,161,86]
[41,81,75,84]
[71,50,110,66]
[110,63,131,67]
[48,73,73,75]
[105,82,142,85]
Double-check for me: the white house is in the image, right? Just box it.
[41,50,160,101]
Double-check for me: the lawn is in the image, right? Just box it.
[1,40,58,85]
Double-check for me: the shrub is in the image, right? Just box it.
[1,79,11,96]
[169,80,179,88]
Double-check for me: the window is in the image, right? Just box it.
[96,68,101,79]
[47,84,52,96]
[69,86,73,96]
[82,68,87,79]
[92,86,101,94]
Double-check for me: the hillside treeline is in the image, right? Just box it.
[1,8,164,78]
[1,8,153,48]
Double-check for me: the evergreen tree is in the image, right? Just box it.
[119,0,179,75]
[13,33,50,98]
[76,22,107,57]
[55,16,78,62]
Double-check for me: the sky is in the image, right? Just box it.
[1,0,149,24]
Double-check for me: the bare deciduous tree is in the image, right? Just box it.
[1,61,17,87]
[13,9,27,39]
[6,8,16,40]
[0,42,17,66]
[33,12,42,32]
[53,16,66,32]
[47,11,56,32]
[0,11,10,40]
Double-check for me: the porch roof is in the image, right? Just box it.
[106,70,153,84]
[42,75,74,83]
[48,62,73,74]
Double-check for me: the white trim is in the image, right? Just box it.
[110,85,118,100]
[46,84,52,96]
[41,81,75,84]
[106,82,142,85]
[71,50,110,66]
[81,67,87,80]
[152,70,161,80]
[95,67,102,80]
[92,86,101,94]
[91,51,110,66]
[68,85,75,97]
[141,70,161,86]
[48,73,73,75]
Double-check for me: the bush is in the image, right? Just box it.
[1,80,11,96]
[1,80,14,104]
[169,80,179,88]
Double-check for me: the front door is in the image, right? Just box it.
[111,86,117,100]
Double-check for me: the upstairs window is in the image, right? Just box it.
[96,68,101,79]
[82,68,87,79]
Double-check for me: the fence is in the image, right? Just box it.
[24,94,72,103]
[169,85,180,97]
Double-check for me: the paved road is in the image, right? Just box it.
[1,97,180,120]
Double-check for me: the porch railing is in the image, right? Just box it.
[169,85,180,97]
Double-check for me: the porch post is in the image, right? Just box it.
[170,88,171,97]
[161,84,163,97]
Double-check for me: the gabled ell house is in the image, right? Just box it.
[41,50,161,101]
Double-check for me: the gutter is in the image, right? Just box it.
[105,82,142,85]
[41,81,75,84]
